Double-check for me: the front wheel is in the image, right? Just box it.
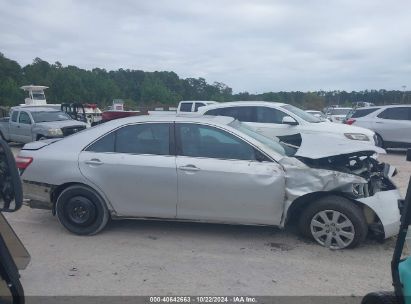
[56,185,109,235]
[361,291,400,304]
[298,196,368,249]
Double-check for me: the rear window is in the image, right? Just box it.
[194,103,206,112]
[179,103,192,112]
[351,108,380,118]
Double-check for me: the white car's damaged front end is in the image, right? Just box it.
[280,134,401,244]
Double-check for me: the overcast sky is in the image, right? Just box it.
[1,0,411,93]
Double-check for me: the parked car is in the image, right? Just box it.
[345,105,411,148]
[18,115,401,249]
[325,107,352,123]
[197,101,376,146]
[177,100,217,113]
[305,110,330,121]
[0,107,88,144]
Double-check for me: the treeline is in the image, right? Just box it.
[0,53,409,109]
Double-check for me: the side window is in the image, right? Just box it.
[256,107,288,124]
[194,103,206,112]
[179,103,193,112]
[220,106,257,122]
[86,131,115,153]
[116,123,170,155]
[205,108,223,116]
[11,111,18,122]
[18,112,32,124]
[378,108,410,120]
[177,124,255,161]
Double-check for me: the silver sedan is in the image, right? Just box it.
[17,115,401,249]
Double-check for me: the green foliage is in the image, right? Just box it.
[0,53,409,108]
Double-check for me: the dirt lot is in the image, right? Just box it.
[4,145,411,296]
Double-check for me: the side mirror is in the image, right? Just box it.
[407,149,411,162]
[282,116,298,126]
[0,139,23,212]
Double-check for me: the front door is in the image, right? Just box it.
[79,123,178,218]
[16,111,33,143]
[175,123,286,225]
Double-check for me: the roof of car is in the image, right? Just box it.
[11,106,62,112]
[197,101,287,112]
[353,104,411,110]
[102,114,236,126]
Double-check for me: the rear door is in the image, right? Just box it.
[175,123,286,225]
[79,122,178,218]
[374,107,411,144]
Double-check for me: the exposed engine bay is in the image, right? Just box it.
[297,152,397,197]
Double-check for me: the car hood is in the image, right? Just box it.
[294,133,385,159]
[35,120,87,128]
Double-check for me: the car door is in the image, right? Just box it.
[374,107,411,144]
[16,111,33,143]
[175,123,286,225]
[78,122,178,218]
[8,111,20,142]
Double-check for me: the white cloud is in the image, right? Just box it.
[1,0,411,92]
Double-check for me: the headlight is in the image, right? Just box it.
[344,133,370,141]
[48,128,63,136]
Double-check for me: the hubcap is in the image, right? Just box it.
[310,210,355,249]
[65,196,96,226]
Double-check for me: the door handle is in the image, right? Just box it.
[178,164,200,172]
[85,159,103,166]
[375,121,384,124]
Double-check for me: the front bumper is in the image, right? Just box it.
[22,180,53,210]
[358,189,402,239]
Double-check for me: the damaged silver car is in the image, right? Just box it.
[16,115,401,249]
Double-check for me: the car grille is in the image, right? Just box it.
[61,126,86,136]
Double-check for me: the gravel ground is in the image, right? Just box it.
[4,145,411,297]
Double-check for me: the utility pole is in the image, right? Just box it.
[402,85,406,104]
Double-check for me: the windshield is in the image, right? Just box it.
[281,104,321,123]
[229,120,296,157]
[31,111,72,123]
[328,108,352,115]
[31,91,46,100]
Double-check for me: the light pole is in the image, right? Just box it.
[402,85,407,104]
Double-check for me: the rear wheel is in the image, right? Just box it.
[298,195,368,249]
[56,185,109,235]
[361,292,400,304]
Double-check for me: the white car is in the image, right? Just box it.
[326,107,352,123]
[198,101,376,146]
[305,110,330,121]
[177,101,217,114]
[345,105,411,148]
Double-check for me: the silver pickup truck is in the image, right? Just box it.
[0,106,87,144]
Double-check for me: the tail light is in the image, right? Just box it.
[345,118,356,125]
[15,156,33,170]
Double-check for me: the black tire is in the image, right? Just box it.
[298,195,368,249]
[361,291,400,304]
[375,134,385,148]
[56,185,109,235]
[36,135,47,141]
